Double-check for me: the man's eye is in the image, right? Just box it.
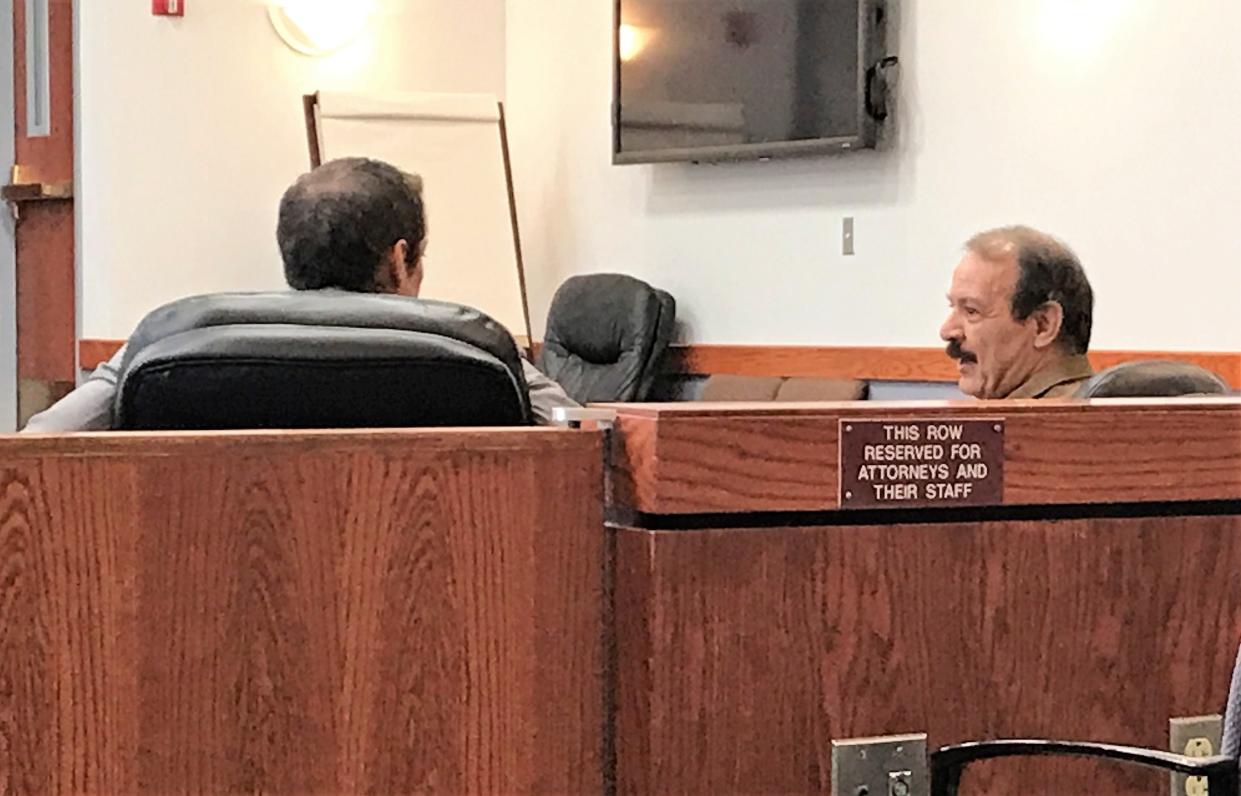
[964,307,980,317]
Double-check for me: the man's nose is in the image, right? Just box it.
[940,313,960,342]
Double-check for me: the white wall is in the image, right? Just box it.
[506,0,1241,351]
[0,0,16,431]
[79,0,506,340]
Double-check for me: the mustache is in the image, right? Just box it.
[946,339,977,364]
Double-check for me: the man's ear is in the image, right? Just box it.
[407,253,424,297]
[378,240,411,293]
[1030,301,1065,349]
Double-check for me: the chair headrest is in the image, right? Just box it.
[116,290,533,429]
[538,274,676,403]
[1075,359,1231,398]
[543,274,674,365]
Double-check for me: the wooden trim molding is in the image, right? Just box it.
[664,345,961,381]
[608,398,1241,514]
[78,338,1241,389]
[80,338,124,369]
[1,180,73,202]
[661,344,1241,388]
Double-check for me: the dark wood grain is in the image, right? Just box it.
[0,457,140,794]
[610,399,1241,514]
[0,429,604,794]
[614,514,1241,795]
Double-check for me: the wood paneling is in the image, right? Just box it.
[610,399,1241,514]
[77,339,122,371]
[0,453,140,794]
[13,0,74,176]
[0,428,604,794]
[16,201,74,378]
[663,344,1241,388]
[665,344,963,381]
[614,514,1241,795]
[12,0,77,419]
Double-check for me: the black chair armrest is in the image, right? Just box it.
[931,739,1237,796]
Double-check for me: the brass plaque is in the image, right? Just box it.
[839,418,1004,509]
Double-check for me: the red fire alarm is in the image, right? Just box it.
[152,0,185,16]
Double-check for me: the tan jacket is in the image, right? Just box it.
[1006,354,1094,399]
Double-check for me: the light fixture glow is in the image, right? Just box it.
[618,24,652,62]
[269,0,374,57]
[1036,0,1127,58]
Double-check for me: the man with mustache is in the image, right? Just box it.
[940,225,1094,399]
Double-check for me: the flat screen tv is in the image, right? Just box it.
[612,0,894,164]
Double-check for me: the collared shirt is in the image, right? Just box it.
[23,344,579,432]
[1005,354,1094,399]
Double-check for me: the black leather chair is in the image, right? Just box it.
[931,640,1241,795]
[538,274,675,403]
[115,290,533,429]
[932,739,1237,795]
[1076,359,1231,398]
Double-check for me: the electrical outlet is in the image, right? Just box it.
[831,733,927,796]
[1170,714,1222,796]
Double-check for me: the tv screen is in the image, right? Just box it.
[613,0,890,164]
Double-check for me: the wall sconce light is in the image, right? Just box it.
[618,24,653,62]
[1036,0,1126,58]
[268,0,374,56]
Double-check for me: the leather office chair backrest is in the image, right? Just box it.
[1075,359,1231,398]
[538,273,676,403]
[115,290,533,430]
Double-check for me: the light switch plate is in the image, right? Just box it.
[832,733,928,796]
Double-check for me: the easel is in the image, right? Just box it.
[303,92,533,348]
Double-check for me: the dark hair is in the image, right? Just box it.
[277,157,425,292]
[966,225,1094,354]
